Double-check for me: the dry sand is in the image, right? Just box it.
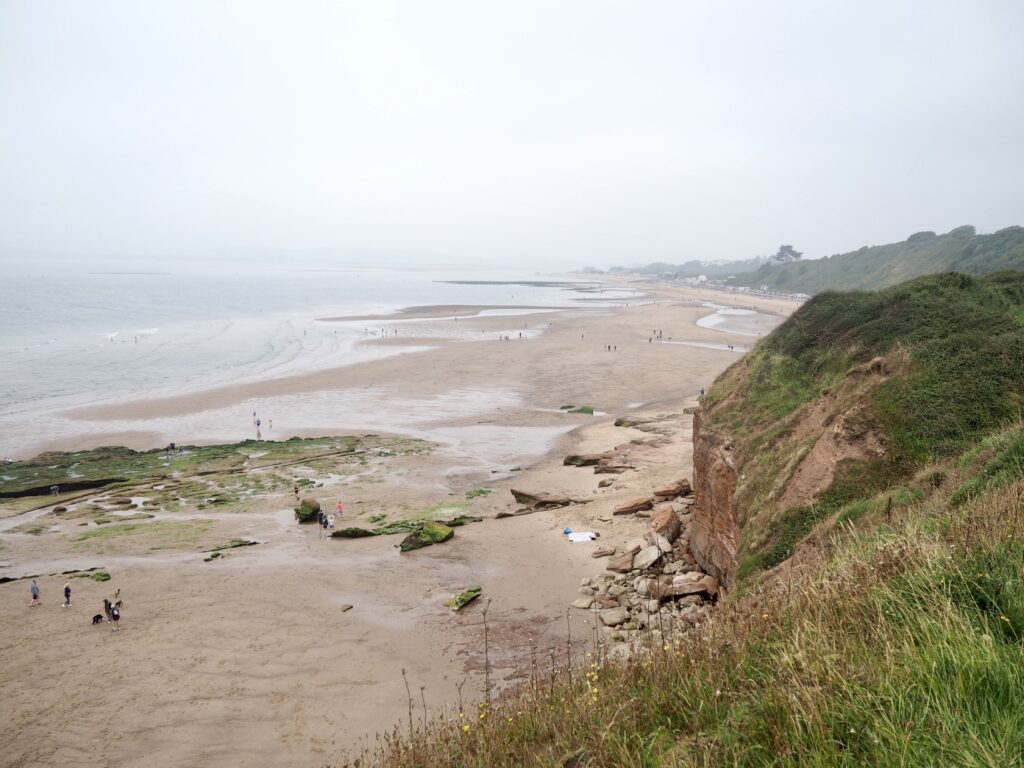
[0,281,800,767]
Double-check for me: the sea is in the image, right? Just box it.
[0,256,637,459]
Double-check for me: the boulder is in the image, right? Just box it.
[294,498,321,523]
[510,489,575,509]
[596,596,620,609]
[564,453,608,467]
[653,478,692,499]
[598,607,629,627]
[613,496,654,516]
[606,545,640,573]
[591,545,616,558]
[571,597,594,610]
[647,571,720,601]
[398,521,454,552]
[633,546,661,571]
[594,465,631,475]
[644,532,673,554]
[650,506,681,542]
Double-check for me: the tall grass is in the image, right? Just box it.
[343,479,1024,768]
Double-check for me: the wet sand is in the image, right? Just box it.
[0,280,801,767]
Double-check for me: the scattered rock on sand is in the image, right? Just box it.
[591,545,616,558]
[510,489,575,509]
[613,496,654,515]
[598,479,613,488]
[594,465,632,475]
[599,607,629,626]
[607,545,640,573]
[444,586,482,611]
[653,478,692,499]
[563,453,608,467]
[571,597,594,610]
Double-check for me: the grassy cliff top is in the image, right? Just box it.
[727,225,1024,294]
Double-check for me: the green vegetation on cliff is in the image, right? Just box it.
[727,224,1024,294]
[705,271,1024,575]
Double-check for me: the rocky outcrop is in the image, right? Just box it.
[690,409,740,587]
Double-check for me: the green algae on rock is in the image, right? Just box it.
[398,521,454,552]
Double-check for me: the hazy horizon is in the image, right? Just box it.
[2,1,1022,269]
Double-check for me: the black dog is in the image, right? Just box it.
[91,614,104,624]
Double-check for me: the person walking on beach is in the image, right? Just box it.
[336,500,343,517]
[63,583,71,608]
[328,514,335,535]
[111,605,121,632]
[30,579,40,607]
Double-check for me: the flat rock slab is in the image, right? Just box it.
[613,496,654,515]
[599,607,629,627]
[571,597,595,610]
[564,453,609,467]
[633,545,661,571]
[653,478,693,499]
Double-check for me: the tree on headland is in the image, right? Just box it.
[772,244,803,264]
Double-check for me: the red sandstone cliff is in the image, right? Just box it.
[690,408,739,587]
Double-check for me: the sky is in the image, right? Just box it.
[1,1,1022,269]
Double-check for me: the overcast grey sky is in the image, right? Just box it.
[1,1,1022,268]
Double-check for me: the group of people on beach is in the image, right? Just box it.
[316,506,338,537]
[29,580,123,631]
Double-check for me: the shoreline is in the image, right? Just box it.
[0,282,802,767]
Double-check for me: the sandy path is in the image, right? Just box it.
[0,281,801,768]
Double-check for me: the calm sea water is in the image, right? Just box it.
[0,257,633,456]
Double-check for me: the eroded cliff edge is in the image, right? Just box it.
[689,408,739,587]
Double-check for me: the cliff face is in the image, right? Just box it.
[689,408,739,587]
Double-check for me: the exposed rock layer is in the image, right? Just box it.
[690,408,740,587]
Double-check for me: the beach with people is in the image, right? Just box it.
[0,278,800,767]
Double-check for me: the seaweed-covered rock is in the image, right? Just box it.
[332,527,376,538]
[444,586,482,610]
[294,498,321,523]
[399,521,454,552]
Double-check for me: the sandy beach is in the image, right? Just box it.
[0,280,800,767]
